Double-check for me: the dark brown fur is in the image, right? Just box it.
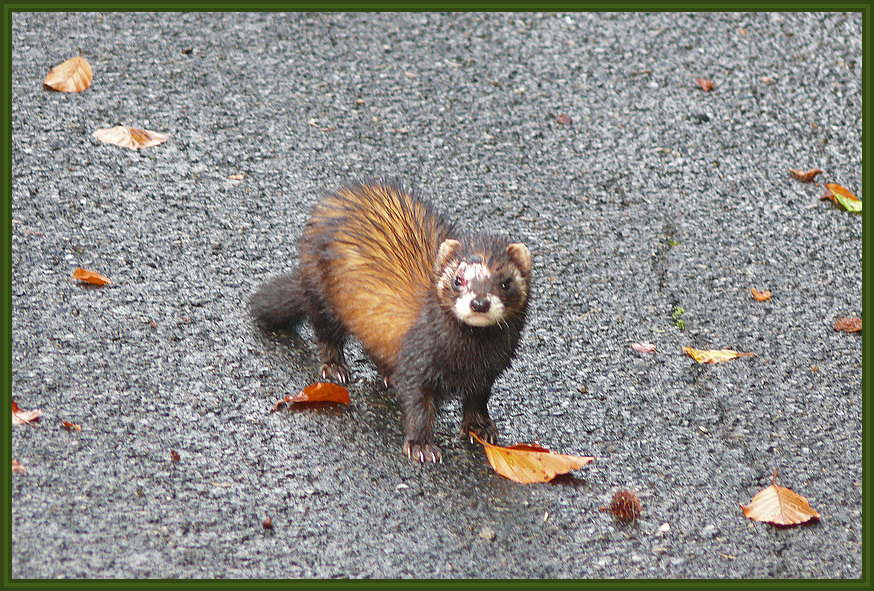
[251,181,532,462]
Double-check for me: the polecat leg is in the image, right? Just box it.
[397,384,441,462]
[460,394,498,444]
[309,305,350,384]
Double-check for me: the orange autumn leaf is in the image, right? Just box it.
[470,432,593,484]
[44,53,93,92]
[834,317,862,333]
[741,469,820,526]
[789,168,822,183]
[12,459,27,474]
[683,346,755,364]
[751,288,772,301]
[12,399,40,426]
[92,125,167,150]
[270,382,350,411]
[60,421,81,431]
[73,267,112,286]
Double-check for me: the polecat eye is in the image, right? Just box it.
[453,275,465,289]
[499,278,511,291]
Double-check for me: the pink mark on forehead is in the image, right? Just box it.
[459,261,491,282]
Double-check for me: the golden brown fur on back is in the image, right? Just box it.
[300,182,453,370]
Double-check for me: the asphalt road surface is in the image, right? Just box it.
[8,12,864,579]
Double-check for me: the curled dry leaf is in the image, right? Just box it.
[12,459,27,474]
[834,317,862,333]
[683,346,755,364]
[262,517,273,529]
[470,432,593,484]
[73,267,113,286]
[61,421,81,431]
[751,288,772,302]
[12,399,40,426]
[92,126,167,150]
[44,54,93,92]
[741,469,820,527]
[170,450,181,463]
[789,168,822,183]
[696,77,715,92]
[556,114,572,125]
[631,342,657,353]
[270,382,350,412]
[821,183,862,214]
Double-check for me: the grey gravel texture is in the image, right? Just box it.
[9,12,864,579]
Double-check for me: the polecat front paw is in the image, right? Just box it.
[319,362,350,384]
[403,440,442,463]
[461,413,498,444]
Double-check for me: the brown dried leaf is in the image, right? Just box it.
[789,168,822,183]
[631,342,657,353]
[44,54,93,92]
[834,317,862,333]
[61,421,81,431]
[683,346,755,364]
[741,469,820,526]
[696,77,715,92]
[12,399,40,426]
[73,267,113,286]
[556,114,572,125]
[470,432,593,484]
[751,288,772,301]
[92,126,167,150]
[170,450,181,463]
[12,459,27,474]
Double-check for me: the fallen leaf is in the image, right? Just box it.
[228,173,245,180]
[696,77,715,92]
[821,183,862,214]
[600,489,643,523]
[751,288,772,301]
[834,317,862,333]
[170,450,180,463]
[270,382,350,412]
[631,342,657,353]
[741,469,820,526]
[92,126,167,150]
[470,432,593,484]
[556,114,572,125]
[262,517,273,529]
[44,53,93,92]
[789,168,822,182]
[12,459,26,474]
[683,346,755,364]
[73,267,112,286]
[12,400,40,426]
[60,421,81,431]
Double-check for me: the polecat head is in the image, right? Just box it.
[435,237,531,327]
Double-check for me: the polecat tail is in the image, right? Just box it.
[250,269,309,330]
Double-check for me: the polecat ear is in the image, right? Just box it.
[436,239,460,271]
[507,243,531,276]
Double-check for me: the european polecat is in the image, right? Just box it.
[251,181,532,462]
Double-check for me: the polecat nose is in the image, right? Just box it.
[470,297,490,313]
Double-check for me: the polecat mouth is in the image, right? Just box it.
[453,293,505,326]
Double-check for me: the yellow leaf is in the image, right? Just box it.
[72,267,112,286]
[741,469,820,526]
[92,126,167,150]
[44,54,92,92]
[470,432,593,484]
[683,346,754,364]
